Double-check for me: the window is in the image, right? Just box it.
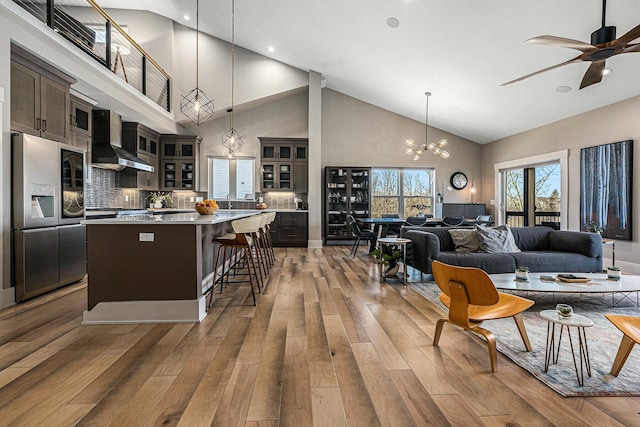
[371,168,434,217]
[208,157,255,201]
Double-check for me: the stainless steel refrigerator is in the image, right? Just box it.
[12,133,87,302]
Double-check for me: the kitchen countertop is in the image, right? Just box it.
[82,210,259,225]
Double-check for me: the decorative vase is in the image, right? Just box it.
[434,203,443,218]
[515,271,529,281]
[153,201,163,209]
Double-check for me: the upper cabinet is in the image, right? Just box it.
[70,97,92,137]
[119,123,161,191]
[160,135,199,191]
[10,60,71,143]
[259,137,308,192]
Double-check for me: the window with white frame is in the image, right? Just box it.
[208,157,255,201]
[371,168,434,217]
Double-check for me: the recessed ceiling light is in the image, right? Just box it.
[555,85,572,93]
[268,46,275,53]
[184,14,190,20]
[386,17,400,28]
[603,68,612,75]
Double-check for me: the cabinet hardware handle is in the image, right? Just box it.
[42,120,47,132]
[36,118,41,131]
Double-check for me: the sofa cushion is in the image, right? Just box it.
[475,225,520,253]
[511,227,551,251]
[448,229,481,252]
[511,251,601,273]
[438,252,517,274]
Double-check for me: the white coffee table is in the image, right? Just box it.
[489,272,640,307]
[540,309,594,386]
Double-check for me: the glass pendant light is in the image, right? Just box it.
[221,0,244,157]
[405,92,450,160]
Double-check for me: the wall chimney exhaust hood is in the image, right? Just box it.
[92,110,154,172]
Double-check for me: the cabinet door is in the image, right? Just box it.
[261,163,276,191]
[180,142,194,157]
[294,144,308,162]
[161,160,178,190]
[10,61,40,136]
[293,162,308,193]
[70,132,92,184]
[178,160,195,189]
[277,162,293,190]
[40,75,69,142]
[70,99,92,137]
[262,144,277,160]
[277,144,293,160]
[137,153,158,191]
[163,142,178,158]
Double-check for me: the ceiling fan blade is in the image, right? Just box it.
[501,56,582,86]
[579,60,606,89]
[610,23,640,46]
[622,43,640,53]
[527,35,597,53]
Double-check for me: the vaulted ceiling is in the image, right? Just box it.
[98,0,640,144]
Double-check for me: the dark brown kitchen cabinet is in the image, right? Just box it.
[261,162,293,191]
[271,212,308,247]
[294,162,308,192]
[161,135,196,159]
[119,123,161,191]
[259,137,308,193]
[160,135,198,190]
[10,60,71,143]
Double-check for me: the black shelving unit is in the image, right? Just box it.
[324,166,371,243]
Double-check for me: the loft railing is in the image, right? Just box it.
[13,0,171,112]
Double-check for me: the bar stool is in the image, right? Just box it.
[208,215,263,307]
[258,213,275,269]
[263,212,277,264]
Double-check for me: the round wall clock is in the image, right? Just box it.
[450,172,468,190]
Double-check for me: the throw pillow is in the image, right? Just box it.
[448,229,481,253]
[475,224,521,253]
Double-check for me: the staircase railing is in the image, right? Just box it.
[13,0,171,112]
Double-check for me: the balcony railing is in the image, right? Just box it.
[506,211,561,229]
[13,0,171,112]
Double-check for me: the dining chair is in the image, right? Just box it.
[405,216,428,226]
[605,314,640,376]
[442,216,465,226]
[476,215,492,227]
[381,213,402,236]
[346,214,376,257]
[432,260,534,372]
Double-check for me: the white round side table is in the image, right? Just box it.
[540,309,594,386]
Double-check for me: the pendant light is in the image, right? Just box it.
[180,0,215,126]
[221,0,244,157]
[406,92,449,160]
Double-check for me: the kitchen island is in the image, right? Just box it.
[81,210,259,324]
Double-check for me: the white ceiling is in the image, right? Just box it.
[98,0,640,144]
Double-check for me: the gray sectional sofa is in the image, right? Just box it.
[400,226,603,275]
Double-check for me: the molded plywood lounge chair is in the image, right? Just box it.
[606,314,640,376]
[432,260,534,372]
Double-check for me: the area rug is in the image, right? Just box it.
[409,280,640,397]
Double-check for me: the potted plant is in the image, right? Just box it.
[556,303,573,318]
[371,244,402,277]
[147,192,172,208]
[607,266,621,280]
[585,222,603,234]
[515,266,530,281]
[411,203,431,217]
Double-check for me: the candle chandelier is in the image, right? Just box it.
[406,92,450,160]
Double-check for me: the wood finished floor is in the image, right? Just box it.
[0,247,638,426]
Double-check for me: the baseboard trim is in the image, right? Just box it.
[82,297,207,325]
[0,287,16,309]
[308,239,323,248]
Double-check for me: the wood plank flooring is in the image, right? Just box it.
[0,246,638,426]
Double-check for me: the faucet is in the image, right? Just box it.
[227,194,232,209]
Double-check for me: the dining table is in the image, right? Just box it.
[357,217,408,252]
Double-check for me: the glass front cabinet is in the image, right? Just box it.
[324,167,371,243]
[160,135,198,191]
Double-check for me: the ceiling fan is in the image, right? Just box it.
[503,0,640,89]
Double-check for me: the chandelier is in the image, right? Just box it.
[180,0,215,126]
[406,92,449,160]
[221,0,244,157]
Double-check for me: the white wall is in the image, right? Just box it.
[182,90,309,194]
[482,95,640,272]
[321,89,484,204]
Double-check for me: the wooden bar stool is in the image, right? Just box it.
[208,215,263,307]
